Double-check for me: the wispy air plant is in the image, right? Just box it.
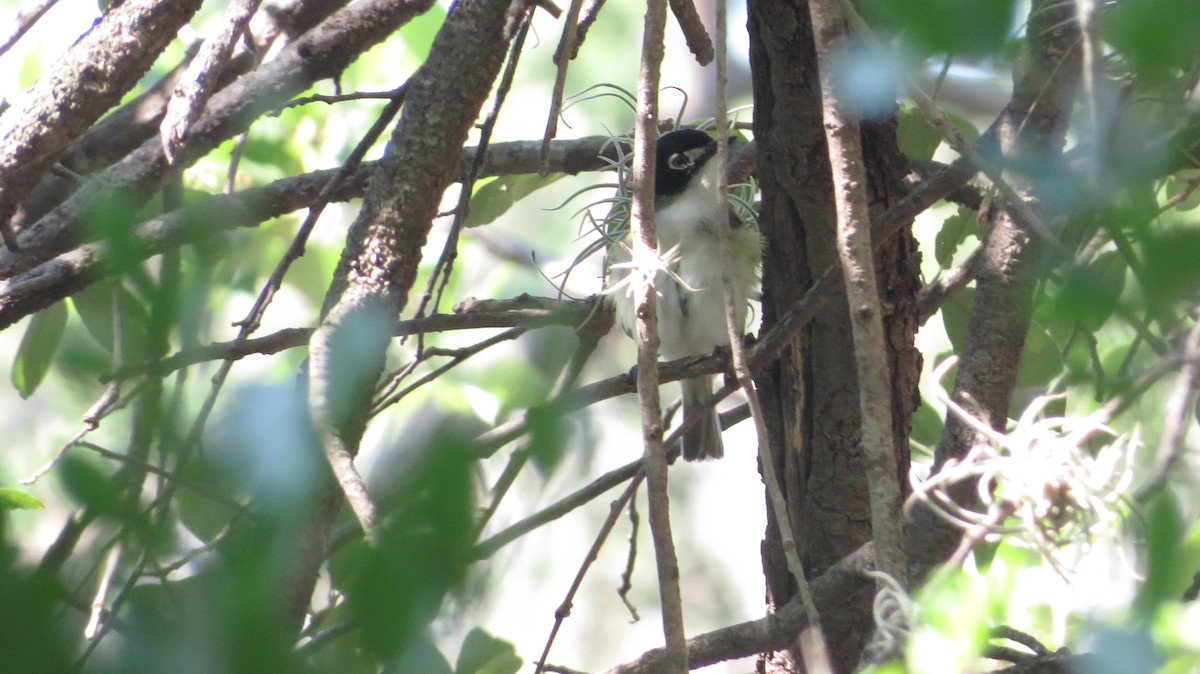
[549,132,759,302]
[542,84,758,300]
[908,357,1139,578]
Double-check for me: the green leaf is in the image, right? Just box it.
[908,566,996,673]
[387,633,454,674]
[455,628,521,674]
[341,427,477,662]
[175,457,242,543]
[0,563,72,674]
[941,286,974,352]
[70,280,151,363]
[943,110,981,145]
[18,43,45,91]
[1014,320,1063,390]
[527,403,571,477]
[476,655,522,674]
[12,302,68,398]
[933,207,976,268]
[862,0,1018,58]
[59,454,123,516]
[1135,493,1184,619]
[897,105,942,160]
[0,488,45,510]
[466,174,566,228]
[1141,226,1200,312]
[971,538,998,573]
[1102,0,1200,83]
[1056,250,1127,331]
[237,135,304,178]
[908,398,943,457]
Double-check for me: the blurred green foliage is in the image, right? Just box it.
[4,0,1200,672]
[860,0,1019,58]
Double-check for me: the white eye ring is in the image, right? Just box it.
[668,153,692,170]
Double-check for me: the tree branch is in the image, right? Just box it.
[0,0,60,59]
[666,0,713,66]
[0,136,622,330]
[907,0,1082,580]
[604,544,875,673]
[0,0,436,277]
[159,0,263,163]
[628,0,686,662]
[0,0,205,247]
[296,0,514,629]
[807,0,906,596]
[628,0,686,667]
[22,0,345,213]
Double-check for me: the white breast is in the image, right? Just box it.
[609,157,757,362]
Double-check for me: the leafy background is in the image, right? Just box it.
[1,0,1200,672]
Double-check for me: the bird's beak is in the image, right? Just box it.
[697,136,738,165]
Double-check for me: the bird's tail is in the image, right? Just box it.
[681,376,723,461]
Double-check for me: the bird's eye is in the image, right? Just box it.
[668,153,692,170]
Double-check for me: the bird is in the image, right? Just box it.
[607,129,761,460]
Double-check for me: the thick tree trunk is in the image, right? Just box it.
[747,0,921,670]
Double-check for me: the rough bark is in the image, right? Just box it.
[748,0,921,669]
[0,0,205,242]
[28,0,344,187]
[806,0,907,592]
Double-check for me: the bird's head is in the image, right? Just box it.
[655,129,724,198]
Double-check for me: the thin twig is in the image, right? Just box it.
[21,376,152,484]
[370,327,527,416]
[474,457,641,559]
[84,545,121,640]
[472,302,607,538]
[393,15,533,402]
[716,0,832,667]
[20,428,90,485]
[532,475,645,674]
[1134,310,1200,502]
[569,0,608,60]
[617,496,641,621]
[412,16,532,324]
[160,0,262,163]
[917,243,984,324]
[71,441,250,513]
[666,0,713,65]
[274,90,399,112]
[991,625,1054,657]
[630,0,686,666]
[542,0,586,172]
[106,296,598,382]
[73,544,153,667]
[0,0,60,59]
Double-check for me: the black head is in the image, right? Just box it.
[655,129,719,198]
